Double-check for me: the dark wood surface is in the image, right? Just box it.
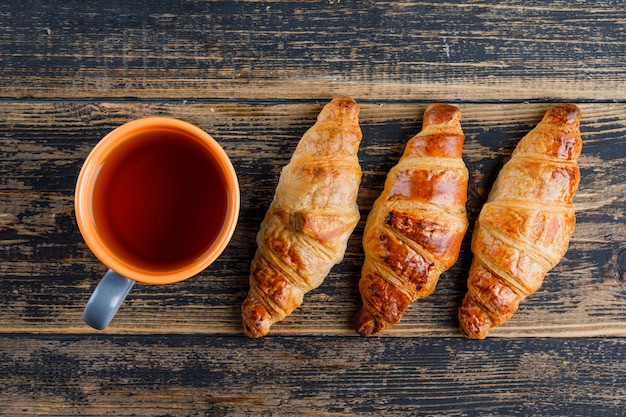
[1,1,625,415]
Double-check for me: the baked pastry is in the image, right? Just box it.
[355,104,469,336]
[242,97,363,337]
[458,103,583,339]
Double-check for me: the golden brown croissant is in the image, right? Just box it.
[242,97,363,338]
[355,104,469,336]
[458,103,583,339]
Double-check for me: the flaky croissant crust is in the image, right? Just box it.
[459,103,583,339]
[242,97,362,338]
[355,104,469,336]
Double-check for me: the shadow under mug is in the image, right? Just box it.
[75,117,240,330]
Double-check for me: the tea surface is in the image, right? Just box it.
[92,129,228,272]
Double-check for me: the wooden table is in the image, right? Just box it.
[1,1,625,415]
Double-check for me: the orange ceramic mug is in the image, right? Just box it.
[75,117,239,330]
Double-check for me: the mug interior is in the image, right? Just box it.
[75,117,239,284]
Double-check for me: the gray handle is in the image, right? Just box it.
[83,269,135,330]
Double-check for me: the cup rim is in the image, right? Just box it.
[75,116,240,285]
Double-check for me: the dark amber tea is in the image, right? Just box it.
[91,129,228,272]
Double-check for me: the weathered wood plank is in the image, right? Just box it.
[1,1,625,100]
[2,1,623,414]
[1,335,625,416]
[0,101,623,336]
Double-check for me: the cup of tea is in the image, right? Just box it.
[75,117,240,330]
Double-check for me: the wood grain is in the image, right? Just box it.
[0,101,623,337]
[1,1,625,101]
[1,335,625,416]
[1,1,625,414]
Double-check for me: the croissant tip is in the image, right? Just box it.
[331,96,358,105]
[354,308,381,337]
[458,294,493,339]
[544,103,582,125]
[243,324,265,338]
[422,103,461,127]
[242,318,270,338]
[318,96,360,122]
[459,324,488,340]
[241,294,272,338]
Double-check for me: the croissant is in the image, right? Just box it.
[355,104,469,336]
[242,97,363,338]
[458,103,583,339]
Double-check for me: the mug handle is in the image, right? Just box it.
[83,269,135,330]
